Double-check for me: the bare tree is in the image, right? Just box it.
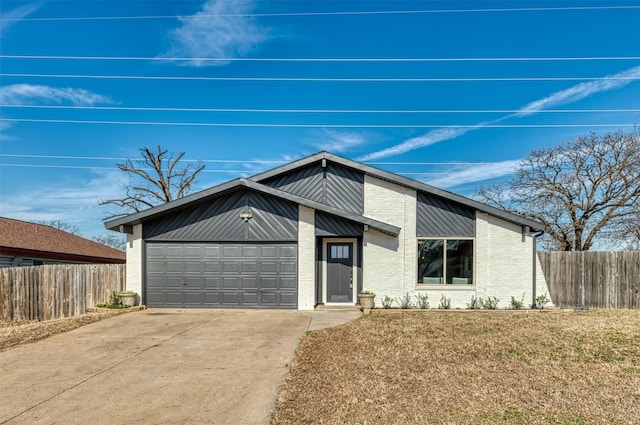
[92,234,127,251]
[477,130,640,251]
[100,146,205,220]
[32,220,81,235]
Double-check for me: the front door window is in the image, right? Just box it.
[327,242,353,302]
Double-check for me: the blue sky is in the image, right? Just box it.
[1,0,639,239]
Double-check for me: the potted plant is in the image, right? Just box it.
[359,290,376,314]
[119,290,137,307]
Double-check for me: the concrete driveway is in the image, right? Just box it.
[0,309,359,425]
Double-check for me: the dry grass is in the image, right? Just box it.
[273,310,640,425]
[0,310,125,351]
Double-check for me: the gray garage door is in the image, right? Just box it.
[146,243,297,309]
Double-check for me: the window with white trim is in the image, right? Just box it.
[417,239,473,285]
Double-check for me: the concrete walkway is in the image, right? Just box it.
[0,309,359,425]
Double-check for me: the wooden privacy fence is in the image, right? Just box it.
[538,251,640,309]
[0,263,125,322]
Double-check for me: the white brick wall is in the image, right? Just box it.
[475,212,546,309]
[126,224,143,297]
[362,175,416,301]
[360,186,548,309]
[297,205,316,310]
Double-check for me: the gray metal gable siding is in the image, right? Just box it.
[416,192,475,237]
[143,190,298,241]
[315,211,363,237]
[261,163,324,203]
[260,161,364,214]
[325,162,364,214]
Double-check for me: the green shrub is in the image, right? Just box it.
[467,296,482,310]
[396,292,413,309]
[483,296,500,310]
[510,294,525,310]
[381,295,394,309]
[438,295,451,309]
[415,293,430,309]
[109,291,123,308]
[535,293,550,310]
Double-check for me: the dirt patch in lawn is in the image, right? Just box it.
[0,310,125,352]
[272,310,640,424]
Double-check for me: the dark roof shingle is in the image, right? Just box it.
[0,217,126,263]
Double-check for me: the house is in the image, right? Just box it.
[104,152,551,310]
[0,217,126,267]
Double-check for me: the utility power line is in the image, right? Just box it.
[0,154,502,166]
[3,55,639,62]
[0,163,449,175]
[3,105,639,114]
[2,5,638,21]
[3,73,640,82]
[1,118,635,128]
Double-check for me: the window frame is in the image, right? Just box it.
[416,237,475,287]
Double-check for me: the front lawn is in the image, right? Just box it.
[272,310,640,424]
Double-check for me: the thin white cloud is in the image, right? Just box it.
[360,65,640,160]
[164,0,268,67]
[515,65,640,117]
[0,3,40,38]
[0,84,113,105]
[425,159,521,189]
[358,127,471,161]
[313,129,370,153]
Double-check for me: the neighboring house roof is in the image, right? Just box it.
[0,217,126,263]
[104,151,543,233]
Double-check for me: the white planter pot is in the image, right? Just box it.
[120,293,137,307]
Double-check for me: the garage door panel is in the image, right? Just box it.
[185,261,202,273]
[203,292,221,304]
[184,246,202,257]
[166,277,184,289]
[260,292,277,306]
[242,246,258,257]
[241,276,258,289]
[147,245,165,258]
[241,262,257,273]
[146,291,166,304]
[280,276,297,289]
[146,242,297,308]
[184,276,202,288]
[279,246,297,258]
[204,276,221,288]
[147,261,164,273]
[259,262,277,274]
[279,261,296,274]
[165,291,185,305]
[222,262,239,273]
[222,276,240,289]
[259,276,277,289]
[260,246,278,258]
[204,246,220,258]
[241,292,258,305]
[222,246,239,258]
[222,292,240,305]
[204,261,220,273]
[166,246,183,258]
[279,293,296,306]
[166,261,183,273]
